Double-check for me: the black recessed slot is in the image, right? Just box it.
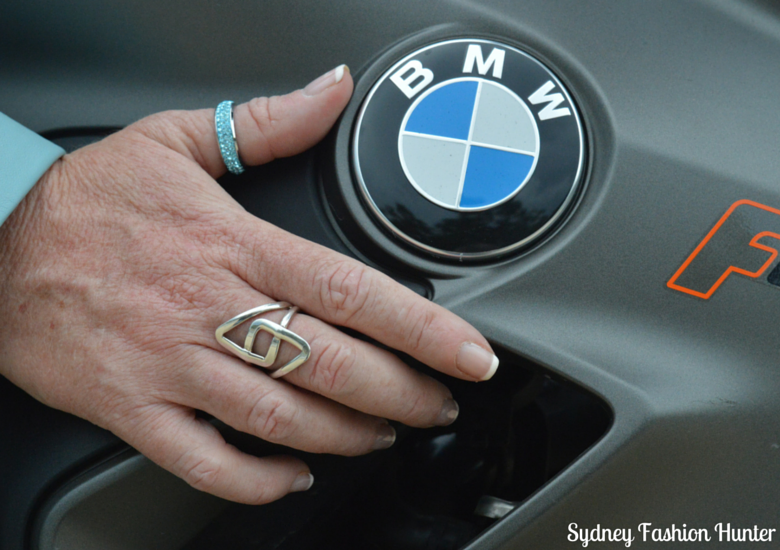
[184,347,611,550]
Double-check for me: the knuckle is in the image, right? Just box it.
[246,96,277,158]
[316,261,373,324]
[402,390,433,426]
[247,483,277,506]
[128,110,172,136]
[179,452,223,493]
[147,109,195,134]
[132,109,201,145]
[402,308,437,355]
[246,390,299,444]
[130,108,223,171]
[307,337,358,396]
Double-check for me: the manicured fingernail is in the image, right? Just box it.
[456,343,499,381]
[373,422,396,450]
[435,398,460,426]
[290,472,314,493]
[303,64,349,96]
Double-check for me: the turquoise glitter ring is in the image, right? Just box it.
[215,100,244,175]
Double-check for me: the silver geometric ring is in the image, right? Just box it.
[215,302,311,379]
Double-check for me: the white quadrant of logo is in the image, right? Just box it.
[397,77,540,212]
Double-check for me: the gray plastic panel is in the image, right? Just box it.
[3,0,780,549]
[34,452,228,550]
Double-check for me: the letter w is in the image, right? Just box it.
[668,200,780,299]
[527,81,571,121]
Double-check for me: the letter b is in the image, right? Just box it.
[390,60,434,99]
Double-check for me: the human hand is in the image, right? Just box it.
[0,65,499,504]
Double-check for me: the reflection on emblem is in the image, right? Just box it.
[352,39,585,259]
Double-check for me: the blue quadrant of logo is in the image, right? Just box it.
[404,81,478,140]
[460,146,535,208]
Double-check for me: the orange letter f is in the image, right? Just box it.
[668,200,780,299]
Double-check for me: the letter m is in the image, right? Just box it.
[668,200,780,299]
[462,44,505,78]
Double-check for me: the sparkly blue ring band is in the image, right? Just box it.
[215,100,245,175]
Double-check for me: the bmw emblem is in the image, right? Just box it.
[352,38,585,260]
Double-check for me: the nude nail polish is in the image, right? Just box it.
[435,398,460,426]
[303,64,349,96]
[290,472,314,492]
[373,422,397,450]
[456,343,499,381]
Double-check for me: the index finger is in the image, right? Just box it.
[231,219,499,382]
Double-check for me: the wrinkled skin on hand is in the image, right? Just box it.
[0,67,498,504]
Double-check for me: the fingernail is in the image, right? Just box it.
[456,343,499,381]
[435,398,460,426]
[373,422,396,450]
[290,472,314,493]
[303,64,349,96]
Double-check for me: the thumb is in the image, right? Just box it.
[132,64,352,178]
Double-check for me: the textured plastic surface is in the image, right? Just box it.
[33,452,228,550]
[3,0,780,549]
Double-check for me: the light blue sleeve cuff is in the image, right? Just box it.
[0,112,66,226]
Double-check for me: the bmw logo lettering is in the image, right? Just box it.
[352,39,585,259]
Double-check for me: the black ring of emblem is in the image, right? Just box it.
[352,38,585,260]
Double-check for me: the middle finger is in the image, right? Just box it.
[278,312,459,428]
[202,289,459,429]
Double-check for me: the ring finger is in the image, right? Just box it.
[181,346,396,455]
[197,288,459,430]
[273,312,459,428]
